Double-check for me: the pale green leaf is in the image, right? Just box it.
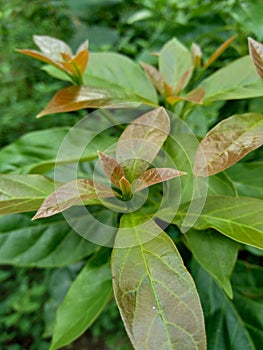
[173,196,263,249]
[200,56,263,102]
[0,174,54,215]
[184,229,239,298]
[50,249,113,350]
[159,38,193,93]
[194,113,263,176]
[0,213,97,267]
[112,214,206,350]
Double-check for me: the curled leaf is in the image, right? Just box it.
[194,113,263,176]
[248,37,263,81]
[32,179,115,219]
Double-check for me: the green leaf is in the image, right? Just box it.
[116,107,170,181]
[194,113,263,176]
[0,213,97,267]
[0,127,117,174]
[112,214,206,350]
[159,38,193,93]
[32,179,116,219]
[0,174,55,215]
[248,37,263,81]
[191,259,256,350]
[226,161,263,199]
[200,56,263,102]
[132,167,186,193]
[50,249,113,350]
[207,172,238,197]
[84,52,158,104]
[173,196,263,249]
[231,261,263,349]
[184,229,239,298]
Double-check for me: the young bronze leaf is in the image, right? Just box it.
[140,62,165,95]
[98,151,124,188]
[36,86,139,117]
[202,34,237,71]
[248,37,263,81]
[32,179,115,219]
[167,86,205,105]
[33,35,73,59]
[191,43,202,68]
[112,214,206,350]
[116,107,170,181]
[132,167,186,192]
[194,113,263,176]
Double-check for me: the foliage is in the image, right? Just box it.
[1,2,263,349]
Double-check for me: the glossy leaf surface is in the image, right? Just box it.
[0,174,54,215]
[159,38,193,93]
[33,179,115,219]
[248,37,263,81]
[0,213,97,267]
[194,113,263,176]
[116,107,170,181]
[50,249,112,350]
[184,229,239,298]
[191,259,257,350]
[174,196,263,249]
[200,56,263,102]
[132,167,186,192]
[112,214,206,350]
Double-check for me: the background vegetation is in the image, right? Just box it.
[0,0,262,349]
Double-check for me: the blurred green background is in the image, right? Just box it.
[0,0,262,349]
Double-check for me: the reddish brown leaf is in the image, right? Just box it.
[194,113,263,177]
[132,167,186,192]
[98,151,124,188]
[248,37,263,81]
[36,86,133,117]
[32,179,115,219]
[140,62,165,95]
[173,68,193,95]
[203,34,237,71]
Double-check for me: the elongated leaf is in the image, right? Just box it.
[173,196,263,249]
[0,174,55,215]
[37,86,145,118]
[191,43,202,68]
[184,229,239,298]
[200,56,263,102]
[203,35,237,71]
[191,259,257,350]
[33,179,115,219]
[140,61,165,95]
[112,214,206,350]
[248,37,263,81]
[231,261,263,349]
[0,213,97,267]
[50,249,113,350]
[98,151,124,188]
[226,161,263,199]
[167,86,205,105]
[33,35,73,59]
[116,107,170,181]
[132,167,186,192]
[159,38,193,93]
[0,127,117,174]
[194,113,263,176]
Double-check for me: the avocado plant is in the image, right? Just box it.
[0,35,263,349]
